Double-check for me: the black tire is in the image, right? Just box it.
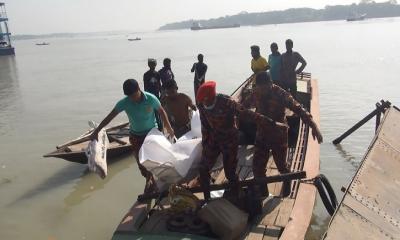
[319,174,338,209]
[315,174,337,216]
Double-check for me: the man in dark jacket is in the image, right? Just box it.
[143,58,161,99]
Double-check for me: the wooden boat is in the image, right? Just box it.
[36,42,50,46]
[43,122,132,164]
[324,105,400,239]
[111,72,321,240]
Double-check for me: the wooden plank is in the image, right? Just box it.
[271,181,282,196]
[280,79,320,240]
[263,226,282,240]
[214,169,227,184]
[274,199,295,227]
[246,225,266,240]
[266,169,279,195]
[261,197,283,226]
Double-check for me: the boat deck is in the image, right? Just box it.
[112,76,320,240]
[323,106,400,239]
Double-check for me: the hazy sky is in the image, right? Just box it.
[2,0,379,34]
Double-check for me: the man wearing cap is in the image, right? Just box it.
[196,81,287,201]
[158,58,175,89]
[253,72,322,197]
[162,80,197,138]
[143,58,161,99]
[251,45,269,74]
[143,58,163,131]
[90,79,174,193]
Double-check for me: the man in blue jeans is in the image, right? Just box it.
[90,79,174,193]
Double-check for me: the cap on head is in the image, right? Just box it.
[270,42,278,49]
[148,58,157,64]
[255,72,272,85]
[123,79,139,96]
[196,81,216,102]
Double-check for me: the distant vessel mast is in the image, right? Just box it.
[0,2,15,56]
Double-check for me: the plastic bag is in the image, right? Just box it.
[139,128,202,189]
[86,128,108,179]
[177,110,202,141]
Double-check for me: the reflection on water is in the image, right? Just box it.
[64,156,133,210]
[0,56,20,136]
[334,144,360,170]
[306,211,331,240]
[7,164,84,207]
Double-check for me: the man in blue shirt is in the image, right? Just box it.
[90,79,174,193]
[268,42,282,86]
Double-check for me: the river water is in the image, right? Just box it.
[1,18,399,240]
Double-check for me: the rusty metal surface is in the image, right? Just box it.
[324,106,400,240]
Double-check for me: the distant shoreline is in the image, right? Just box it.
[158,2,400,30]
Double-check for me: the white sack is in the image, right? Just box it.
[86,128,108,179]
[139,128,202,189]
[177,110,202,141]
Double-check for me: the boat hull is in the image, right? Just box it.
[44,145,133,164]
[0,47,15,56]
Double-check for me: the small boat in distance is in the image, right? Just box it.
[36,42,50,46]
[128,37,141,41]
[190,22,240,31]
[346,13,367,21]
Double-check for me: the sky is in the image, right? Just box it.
[1,0,381,34]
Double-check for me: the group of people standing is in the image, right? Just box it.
[142,55,207,138]
[89,42,322,199]
[251,39,307,97]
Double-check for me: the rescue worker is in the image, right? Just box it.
[196,81,287,201]
[252,72,322,197]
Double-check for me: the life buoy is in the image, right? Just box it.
[314,174,338,216]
